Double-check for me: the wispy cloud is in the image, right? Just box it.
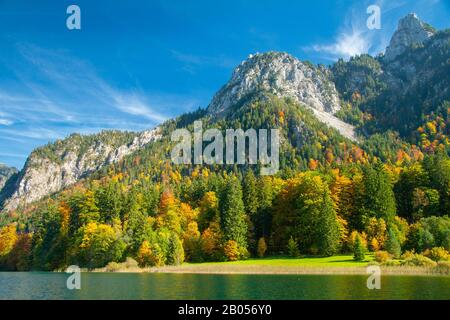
[303,0,447,61]
[110,93,167,122]
[0,152,27,159]
[0,43,202,168]
[308,31,372,60]
[15,44,170,123]
[0,119,13,126]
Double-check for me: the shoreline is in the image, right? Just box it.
[91,264,449,276]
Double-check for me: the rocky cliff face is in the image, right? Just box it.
[208,52,340,114]
[1,128,161,211]
[0,164,17,191]
[207,51,356,140]
[331,13,449,136]
[384,13,435,62]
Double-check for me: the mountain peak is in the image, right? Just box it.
[207,51,340,115]
[0,163,18,193]
[384,13,435,62]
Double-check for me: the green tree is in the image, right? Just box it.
[78,190,100,225]
[95,179,123,224]
[394,163,429,221]
[243,170,259,253]
[385,228,401,258]
[423,154,450,216]
[167,233,184,265]
[359,162,396,225]
[219,177,247,248]
[294,174,340,255]
[74,222,126,269]
[316,191,340,256]
[243,170,259,216]
[287,236,299,257]
[353,234,366,261]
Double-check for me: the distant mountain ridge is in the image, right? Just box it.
[0,129,161,211]
[0,164,17,191]
[332,13,450,138]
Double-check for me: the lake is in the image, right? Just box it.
[0,272,449,300]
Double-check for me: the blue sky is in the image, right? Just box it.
[0,0,449,169]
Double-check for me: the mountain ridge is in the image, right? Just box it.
[0,128,161,211]
[1,13,449,213]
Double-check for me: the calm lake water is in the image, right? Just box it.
[0,272,448,300]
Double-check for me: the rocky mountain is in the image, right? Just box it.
[384,13,435,62]
[207,51,356,141]
[0,164,17,191]
[1,13,448,213]
[0,129,161,211]
[332,13,449,138]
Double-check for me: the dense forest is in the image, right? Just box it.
[0,96,449,270]
[1,24,450,270]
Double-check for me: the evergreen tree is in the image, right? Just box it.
[95,180,123,224]
[167,233,185,265]
[385,228,401,258]
[360,162,396,224]
[423,154,450,216]
[295,173,340,255]
[353,234,366,261]
[287,236,299,257]
[78,190,100,225]
[243,170,259,216]
[243,170,259,253]
[219,177,247,248]
[394,163,429,222]
[317,191,340,256]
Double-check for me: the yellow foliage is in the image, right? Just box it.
[370,238,380,252]
[201,221,222,257]
[426,121,437,134]
[137,240,164,267]
[348,231,367,248]
[257,237,267,258]
[223,240,239,261]
[0,223,18,257]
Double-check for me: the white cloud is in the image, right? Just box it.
[309,30,372,60]
[111,93,167,123]
[0,119,13,126]
[304,0,447,61]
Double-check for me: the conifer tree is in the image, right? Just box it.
[219,177,247,248]
[360,162,396,224]
[385,228,401,258]
[317,191,340,256]
[243,170,259,216]
[353,234,366,261]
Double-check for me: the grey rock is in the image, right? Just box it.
[208,52,341,114]
[2,128,161,211]
[207,51,356,140]
[384,13,435,62]
[0,164,18,191]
